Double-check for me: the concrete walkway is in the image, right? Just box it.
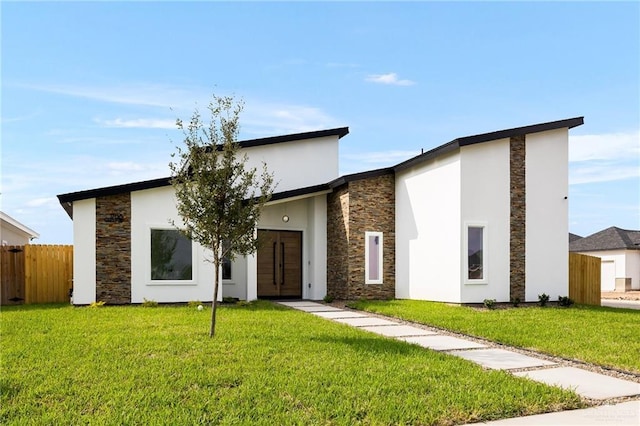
[278,300,640,425]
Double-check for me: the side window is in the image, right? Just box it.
[465,223,488,284]
[150,229,193,281]
[222,241,232,280]
[365,231,383,284]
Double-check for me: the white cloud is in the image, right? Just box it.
[569,130,640,185]
[365,73,415,86]
[243,101,341,135]
[96,118,177,129]
[25,197,59,209]
[569,131,640,162]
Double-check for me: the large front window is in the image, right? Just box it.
[150,229,193,280]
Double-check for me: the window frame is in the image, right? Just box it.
[147,227,197,286]
[464,222,488,285]
[364,231,384,285]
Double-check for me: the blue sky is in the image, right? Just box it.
[2,1,639,244]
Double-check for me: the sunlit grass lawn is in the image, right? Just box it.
[0,301,585,425]
[348,300,640,373]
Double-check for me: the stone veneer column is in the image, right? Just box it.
[347,174,396,300]
[95,193,131,304]
[327,187,350,299]
[510,135,526,301]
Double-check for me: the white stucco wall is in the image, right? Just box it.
[130,186,216,303]
[525,129,569,301]
[243,136,339,193]
[72,199,96,304]
[460,138,511,303]
[395,151,462,302]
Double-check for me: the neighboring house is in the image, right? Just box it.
[570,227,640,292]
[1,212,39,246]
[58,117,583,305]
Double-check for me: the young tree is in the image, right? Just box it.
[170,95,275,337]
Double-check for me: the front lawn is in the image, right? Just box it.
[347,300,640,373]
[1,302,583,425]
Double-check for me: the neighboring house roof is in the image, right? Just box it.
[569,233,583,243]
[0,211,40,242]
[569,226,640,252]
[57,117,584,218]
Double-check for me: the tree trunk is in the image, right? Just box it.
[210,256,220,338]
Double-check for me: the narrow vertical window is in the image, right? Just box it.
[222,241,232,280]
[468,227,483,280]
[465,223,488,284]
[365,231,383,284]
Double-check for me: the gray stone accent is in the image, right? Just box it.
[510,135,526,301]
[327,174,395,299]
[95,193,131,304]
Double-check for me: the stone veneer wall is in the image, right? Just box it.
[95,193,132,304]
[327,186,350,299]
[510,135,526,301]
[327,173,395,299]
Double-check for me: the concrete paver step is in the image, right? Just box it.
[278,301,324,307]
[333,317,399,327]
[514,367,640,400]
[474,400,640,425]
[312,311,368,319]
[401,335,486,351]
[455,348,555,370]
[361,325,438,337]
[294,305,344,312]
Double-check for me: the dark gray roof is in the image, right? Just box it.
[569,227,640,252]
[394,117,583,172]
[569,233,583,243]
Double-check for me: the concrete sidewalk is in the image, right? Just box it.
[278,300,640,425]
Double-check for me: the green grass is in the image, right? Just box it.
[0,302,584,425]
[347,300,640,373]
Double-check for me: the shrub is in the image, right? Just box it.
[187,300,202,308]
[142,298,158,308]
[538,293,550,307]
[483,299,496,310]
[222,297,238,304]
[323,294,335,303]
[510,297,520,307]
[89,301,106,308]
[558,296,574,307]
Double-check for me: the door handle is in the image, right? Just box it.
[281,242,285,286]
[273,241,277,285]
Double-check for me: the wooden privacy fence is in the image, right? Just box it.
[569,252,601,306]
[1,245,73,305]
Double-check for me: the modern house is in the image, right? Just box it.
[570,227,640,292]
[1,211,39,246]
[58,117,584,305]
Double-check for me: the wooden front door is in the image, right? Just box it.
[257,230,302,298]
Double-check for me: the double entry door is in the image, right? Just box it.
[257,230,302,298]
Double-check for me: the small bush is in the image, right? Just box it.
[510,297,520,307]
[558,296,574,307]
[89,301,106,308]
[142,298,158,308]
[483,299,496,310]
[187,300,202,308]
[538,293,550,307]
[323,294,335,303]
[222,297,239,304]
